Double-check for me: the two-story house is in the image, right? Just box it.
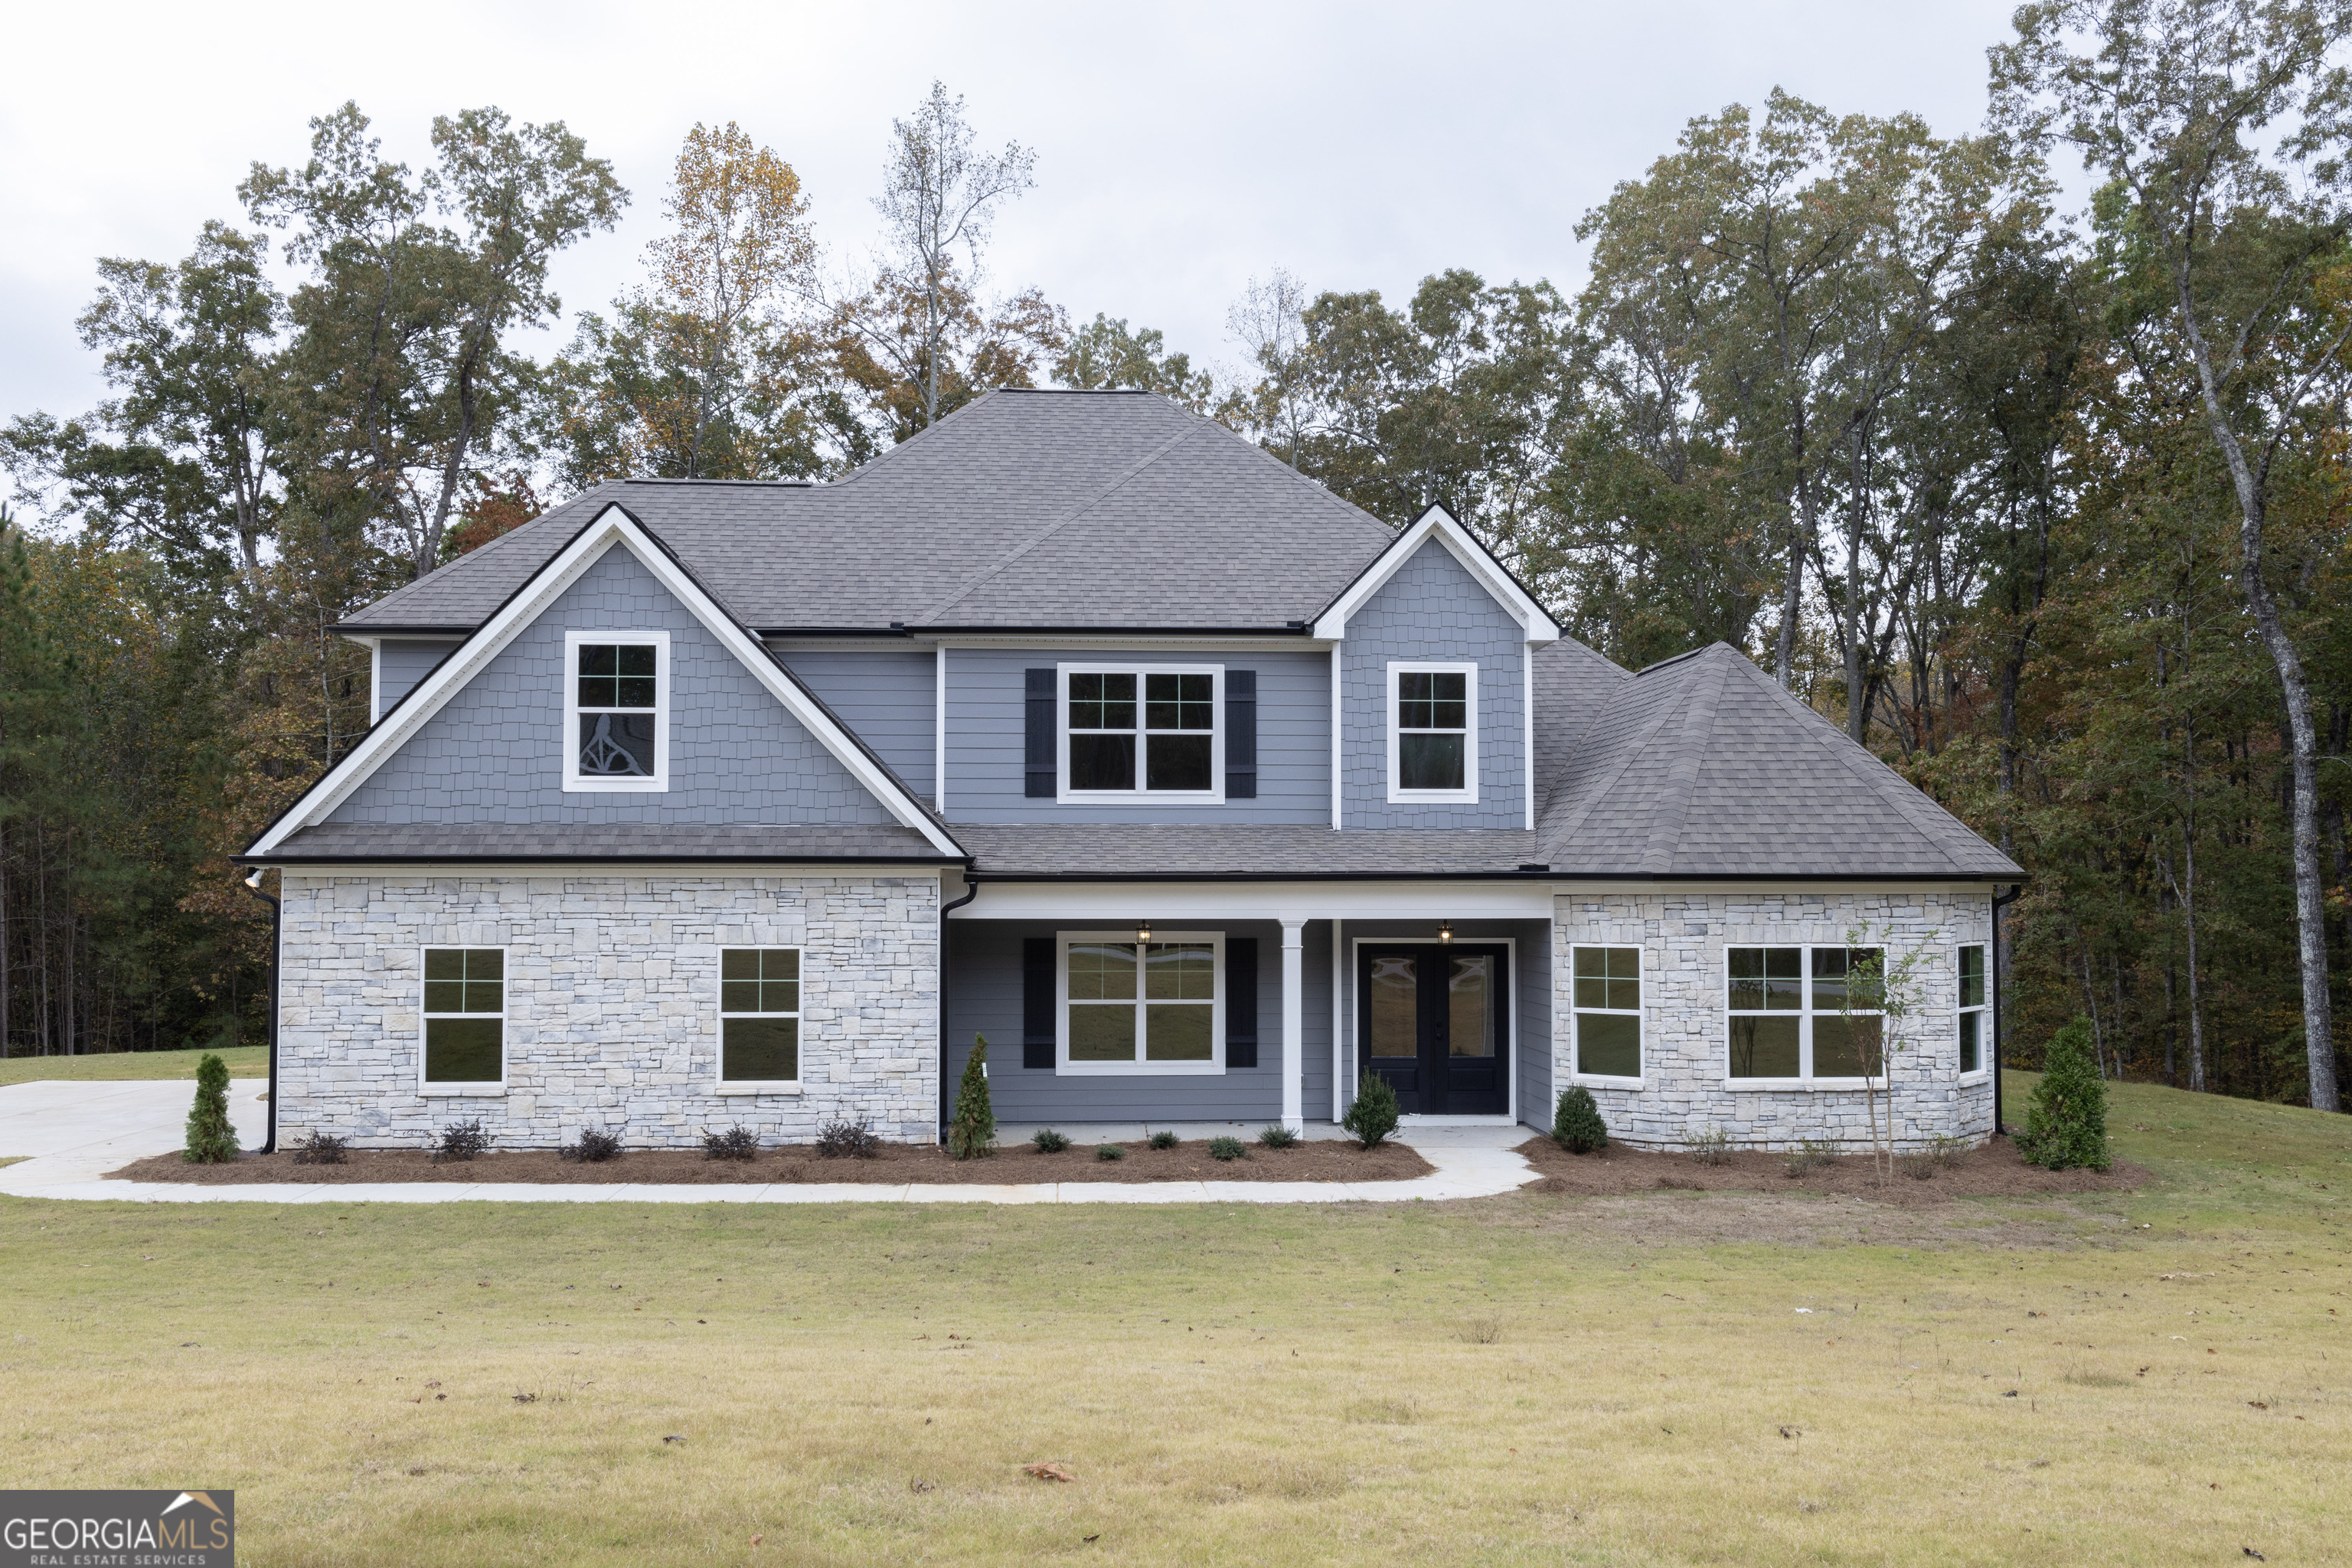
[239,389,2022,1153]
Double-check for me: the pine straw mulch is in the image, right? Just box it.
[1515,1135,2142,1208]
[107,1137,1433,1187]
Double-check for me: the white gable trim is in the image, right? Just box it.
[1310,504,1561,644]
[247,505,963,859]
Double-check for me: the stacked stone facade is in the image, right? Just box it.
[1553,887,1995,1151]
[276,871,941,1148]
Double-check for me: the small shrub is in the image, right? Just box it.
[433,1119,491,1164]
[949,1036,997,1160]
[289,1130,348,1166]
[1031,1129,1071,1153]
[1094,1144,1125,1161]
[702,1125,760,1161]
[1686,1126,1732,1167]
[1900,1152,1939,1180]
[1927,1133,1966,1169]
[1208,1135,1246,1161]
[1147,1129,1180,1150]
[1258,1124,1298,1149]
[2020,1018,2110,1171]
[181,1052,239,1165]
[559,1127,623,1164]
[1341,1075,1401,1150]
[815,1118,881,1159]
[1552,1086,1608,1154]
[1782,1138,1838,1178]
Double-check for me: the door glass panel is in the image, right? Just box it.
[1367,956,1417,1057]
[1448,955,1494,1057]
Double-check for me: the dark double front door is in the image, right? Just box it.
[1357,944,1509,1116]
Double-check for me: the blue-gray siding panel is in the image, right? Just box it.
[776,646,936,802]
[944,919,1332,1123]
[328,543,895,828]
[942,647,1330,824]
[1341,540,1526,828]
[376,638,462,717]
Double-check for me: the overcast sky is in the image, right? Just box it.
[2,0,2030,430]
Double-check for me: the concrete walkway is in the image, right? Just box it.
[0,1080,1539,1206]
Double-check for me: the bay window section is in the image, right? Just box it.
[1726,945,1881,1081]
[1957,942,1988,1074]
[1061,932,1222,1073]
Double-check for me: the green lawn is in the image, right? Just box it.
[0,1073,2343,1565]
[0,1045,267,1086]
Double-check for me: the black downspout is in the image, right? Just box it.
[1991,882,2022,1139]
[241,868,281,1155]
[938,875,979,1142]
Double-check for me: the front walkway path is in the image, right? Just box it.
[0,1080,1538,1206]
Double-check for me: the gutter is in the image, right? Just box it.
[1991,881,2024,1138]
[937,876,981,1142]
[240,869,281,1155]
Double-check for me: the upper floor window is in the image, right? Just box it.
[1957,942,1988,1075]
[1060,665,1222,801]
[565,631,669,792]
[1387,662,1478,802]
[1726,944,1882,1081]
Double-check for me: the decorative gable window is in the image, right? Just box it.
[1057,665,1223,801]
[1387,662,1478,802]
[564,631,669,792]
[1726,945,1883,1081]
[1957,942,1988,1075]
[1058,930,1225,1073]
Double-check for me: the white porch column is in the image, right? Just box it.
[1280,918,1306,1134]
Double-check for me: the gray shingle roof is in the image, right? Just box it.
[340,390,1396,634]
[953,825,1543,877]
[263,822,951,861]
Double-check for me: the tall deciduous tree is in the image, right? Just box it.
[1994,0,2352,1111]
[1055,314,1219,410]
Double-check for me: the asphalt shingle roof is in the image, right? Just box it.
[341,390,1396,634]
[266,822,949,862]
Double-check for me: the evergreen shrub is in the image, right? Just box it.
[949,1037,997,1160]
[181,1052,239,1164]
[1341,1075,1400,1150]
[702,1125,760,1161]
[1147,1129,1180,1150]
[1031,1129,1070,1153]
[2020,1017,2109,1171]
[1552,1086,1608,1153]
[433,1120,490,1163]
[1208,1135,1246,1161]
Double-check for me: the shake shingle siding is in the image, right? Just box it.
[1341,540,1527,830]
[325,544,897,831]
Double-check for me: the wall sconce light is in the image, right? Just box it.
[1438,920,1453,944]
[1136,918,1152,945]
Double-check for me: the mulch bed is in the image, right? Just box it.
[1515,1136,2142,1207]
[107,1137,1433,1187]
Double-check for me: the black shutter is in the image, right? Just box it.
[1022,937,1056,1068]
[1024,668,1057,798]
[1227,936,1259,1068]
[1225,669,1257,799]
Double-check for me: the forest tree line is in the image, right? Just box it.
[3,2,2349,1114]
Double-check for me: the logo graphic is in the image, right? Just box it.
[2,1488,234,1567]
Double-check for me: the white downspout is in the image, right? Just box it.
[1281,918,1306,1134]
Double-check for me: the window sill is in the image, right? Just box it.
[563,777,669,794]
[1720,1077,1883,1093]
[420,1084,506,1097]
[1958,1070,1991,1086]
[1571,1073,1644,1089]
[1058,1061,1225,1077]
[1056,789,1224,805]
[714,1081,803,1096]
[1387,787,1478,805]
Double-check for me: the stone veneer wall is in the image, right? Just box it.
[1553,887,1995,1151]
[276,871,941,1148]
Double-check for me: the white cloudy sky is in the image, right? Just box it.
[2,0,2029,425]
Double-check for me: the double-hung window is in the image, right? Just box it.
[565,630,669,791]
[422,947,505,1090]
[1957,942,1988,1075]
[1387,662,1478,802]
[1726,945,1883,1081]
[1060,666,1221,799]
[718,948,800,1089]
[1572,946,1642,1080]
[1060,931,1223,1073]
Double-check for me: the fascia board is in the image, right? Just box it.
[249,505,962,859]
[1310,505,1561,643]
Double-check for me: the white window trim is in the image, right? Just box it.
[564,629,671,792]
[418,943,508,1097]
[1055,664,1225,805]
[1057,929,1225,1076]
[1957,940,1991,1083]
[1569,942,1645,1087]
[1386,661,1479,804]
[1721,942,1884,1089]
[714,945,805,1096]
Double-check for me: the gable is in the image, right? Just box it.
[1312,504,1560,644]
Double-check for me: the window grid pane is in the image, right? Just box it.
[720,949,800,1016]
[1958,944,1986,1009]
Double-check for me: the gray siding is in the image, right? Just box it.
[328,542,895,828]
[1341,539,1527,828]
[776,645,936,803]
[1516,916,1553,1131]
[942,647,1330,824]
[944,919,1332,1124]
[376,638,462,717]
